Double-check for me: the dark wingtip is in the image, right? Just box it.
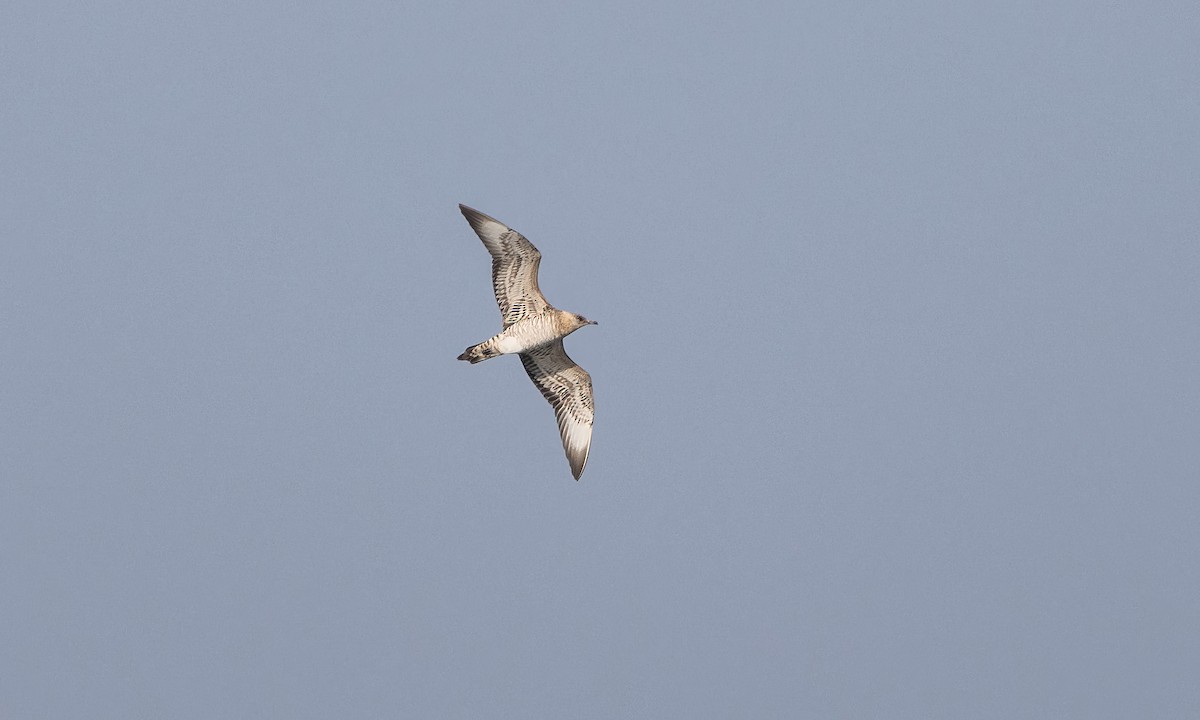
[459,203,498,230]
[458,202,506,236]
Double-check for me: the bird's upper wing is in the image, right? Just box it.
[459,204,550,327]
[519,340,594,480]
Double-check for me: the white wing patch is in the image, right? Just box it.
[459,205,551,327]
[519,340,594,480]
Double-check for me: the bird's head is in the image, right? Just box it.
[564,312,598,333]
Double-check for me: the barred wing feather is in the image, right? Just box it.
[459,204,550,327]
[519,340,594,480]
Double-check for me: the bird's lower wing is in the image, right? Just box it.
[519,340,594,480]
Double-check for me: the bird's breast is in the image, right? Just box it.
[497,314,563,354]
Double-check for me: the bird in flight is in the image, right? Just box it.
[456,204,597,480]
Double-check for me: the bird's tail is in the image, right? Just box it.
[457,341,501,364]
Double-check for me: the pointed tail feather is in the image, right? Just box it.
[457,342,500,364]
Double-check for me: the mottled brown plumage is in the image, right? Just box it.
[456,204,597,480]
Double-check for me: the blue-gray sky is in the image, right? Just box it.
[3,1,1198,717]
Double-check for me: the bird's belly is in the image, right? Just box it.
[495,335,531,354]
[496,318,559,354]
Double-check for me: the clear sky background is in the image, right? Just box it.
[3,1,1198,718]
